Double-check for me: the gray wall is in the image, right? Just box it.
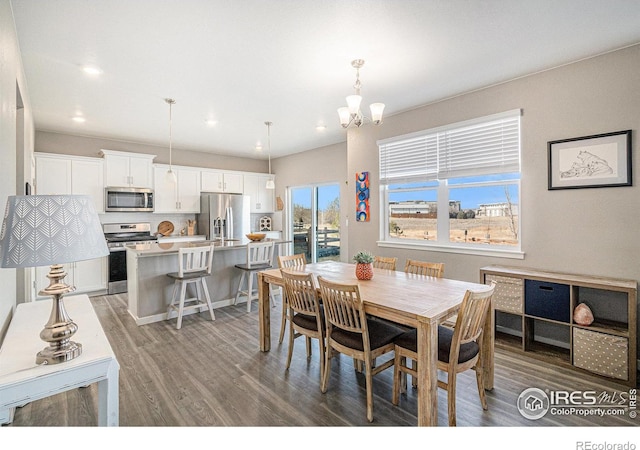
[36,130,269,173]
[347,44,640,283]
[0,0,35,342]
[271,141,348,259]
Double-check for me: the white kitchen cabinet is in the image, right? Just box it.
[153,164,201,213]
[100,149,155,188]
[243,173,275,213]
[35,257,107,300]
[201,169,244,193]
[35,153,104,213]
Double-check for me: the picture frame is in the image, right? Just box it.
[355,171,370,222]
[548,130,632,190]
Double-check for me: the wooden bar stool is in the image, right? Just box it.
[234,241,275,312]
[166,244,216,329]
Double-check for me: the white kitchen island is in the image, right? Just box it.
[126,238,288,325]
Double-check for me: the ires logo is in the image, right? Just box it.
[517,388,633,420]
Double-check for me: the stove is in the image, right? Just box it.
[103,222,157,294]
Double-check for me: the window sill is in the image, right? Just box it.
[377,239,525,260]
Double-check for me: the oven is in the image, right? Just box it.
[104,222,157,294]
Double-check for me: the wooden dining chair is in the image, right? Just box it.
[373,256,397,271]
[391,281,496,426]
[404,259,444,277]
[280,269,325,378]
[277,253,307,344]
[317,276,404,423]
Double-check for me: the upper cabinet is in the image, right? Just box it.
[243,173,275,213]
[100,149,155,188]
[201,169,244,193]
[35,153,105,213]
[153,164,201,213]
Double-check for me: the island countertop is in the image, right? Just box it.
[126,238,288,257]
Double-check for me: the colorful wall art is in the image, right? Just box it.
[356,171,370,222]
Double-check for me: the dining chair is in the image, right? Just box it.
[317,276,404,423]
[166,244,216,329]
[373,255,397,271]
[404,259,444,277]
[277,253,307,344]
[234,240,275,312]
[280,269,325,378]
[391,281,497,426]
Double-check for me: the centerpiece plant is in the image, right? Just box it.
[353,250,375,280]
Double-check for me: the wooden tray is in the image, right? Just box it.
[157,221,174,236]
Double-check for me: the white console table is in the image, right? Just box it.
[0,294,119,426]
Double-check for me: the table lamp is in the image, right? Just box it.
[0,195,108,365]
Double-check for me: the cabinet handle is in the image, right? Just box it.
[224,182,227,190]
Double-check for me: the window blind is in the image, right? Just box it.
[378,110,521,184]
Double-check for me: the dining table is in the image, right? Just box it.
[257,260,495,426]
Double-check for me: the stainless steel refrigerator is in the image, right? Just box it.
[198,193,250,240]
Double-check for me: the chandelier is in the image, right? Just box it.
[337,59,385,128]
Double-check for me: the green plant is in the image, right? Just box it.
[352,250,374,264]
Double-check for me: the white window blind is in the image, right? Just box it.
[379,134,437,184]
[378,110,521,184]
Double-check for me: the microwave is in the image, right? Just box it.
[105,187,154,212]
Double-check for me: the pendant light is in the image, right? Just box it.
[165,98,177,184]
[265,121,275,189]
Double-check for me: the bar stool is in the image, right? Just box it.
[234,240,275,312]
[166,244,216,329]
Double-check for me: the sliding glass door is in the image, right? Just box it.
[289,183,340,263]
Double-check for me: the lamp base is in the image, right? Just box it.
[36,264,81,365]
[36,341,82,365]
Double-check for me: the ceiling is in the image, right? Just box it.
[11,0,640,160]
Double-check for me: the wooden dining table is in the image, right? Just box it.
[257,260,494,426]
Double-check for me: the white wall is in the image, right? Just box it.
[0,0,35,341]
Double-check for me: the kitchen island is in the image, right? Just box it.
[126,238,288,325]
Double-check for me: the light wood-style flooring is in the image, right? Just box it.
[6,293,638,427]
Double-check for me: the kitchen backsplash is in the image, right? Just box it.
[99,212,197,236]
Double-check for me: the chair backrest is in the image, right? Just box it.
[373,256,397,271]
[449,281,497,359]
[246,241,275,268]
[177,244,215,277]
[404,259,444,277]
[278,253,306,269]
[317,276,367,336]
[281,269,321,317]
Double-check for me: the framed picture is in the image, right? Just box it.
[356,171,370,222]
[548,130,632,190]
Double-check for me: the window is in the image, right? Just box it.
[379,110,522,257]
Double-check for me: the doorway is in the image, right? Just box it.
[289,183,340,263]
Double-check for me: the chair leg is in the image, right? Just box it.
[246,271,254,312]
[286,322,295,370]
[364,354,374,422]
[167,279,179,320]
[234,271,246,305]
[411,359,417,388]
[176,281,188,330]
[305,336,312,359]
[447,371,457,426]
[278,298,288,344]
[392,351,402,405]
[475,366,488,410]
[201,278,215,321]
[318,337,326,381]
[321,346,333,393]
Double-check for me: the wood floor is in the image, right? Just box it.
[6,292,639,427]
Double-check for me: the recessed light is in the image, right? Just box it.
[316,124,327,131]
[82,65,103,76]
[72,116,86,123]
[255,142,263,151]
[205,119,218,126]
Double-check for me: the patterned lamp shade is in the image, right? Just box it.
[0,195,108,268]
